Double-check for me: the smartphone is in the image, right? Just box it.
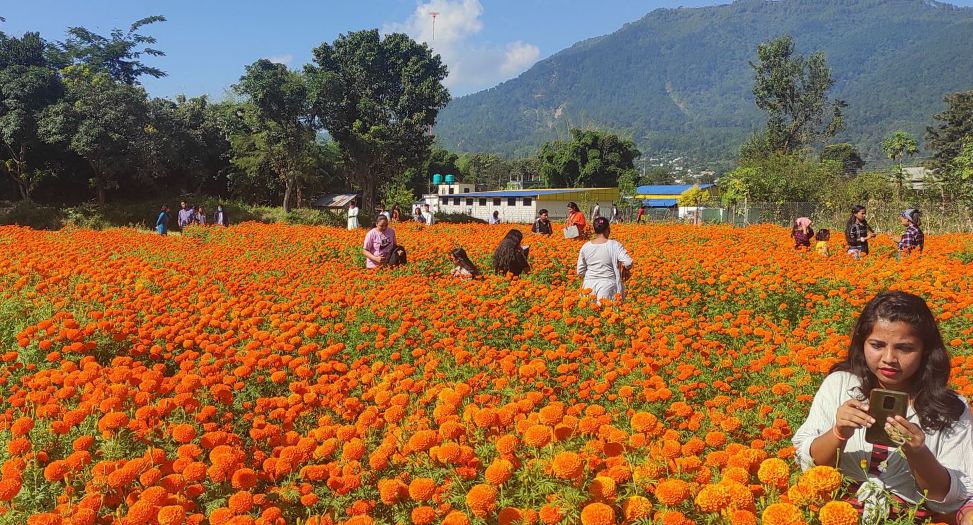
[865,389,909,447]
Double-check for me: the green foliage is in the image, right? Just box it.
[722,152,843,204]
[820,143,865,175]
[379,179,416,215]
[948,141,973,206]
[925,90,973,173]
[305,29,450,219]
[537,128,640,188]
[881,130,919,195]
[60,16,167,85]
[750,35,844,153]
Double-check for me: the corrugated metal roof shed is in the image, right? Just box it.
[311,194,357,208]
[634,184,714,195]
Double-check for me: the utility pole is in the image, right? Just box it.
[430,12,439,41]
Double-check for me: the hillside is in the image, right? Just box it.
[433,0,973,163]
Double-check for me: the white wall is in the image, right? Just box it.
[434,195,617,224]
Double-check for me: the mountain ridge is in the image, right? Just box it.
[434,0,973,164]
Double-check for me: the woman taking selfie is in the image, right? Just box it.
[792,291,973,522]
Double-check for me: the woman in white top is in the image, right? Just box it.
[576,217,633,302]
[792,291,973,523]
[347,201,359,230]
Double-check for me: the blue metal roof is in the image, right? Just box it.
[448,188,608,198]
[642,199,678,207]
[635,184,714,195]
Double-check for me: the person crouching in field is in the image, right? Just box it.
[362,214,396,269]
[792,291,973,524]
[815,229,831,256]
[576,217,633,303]
[493,229,530,276]
[449,247,481,279]
[792,217,814,249]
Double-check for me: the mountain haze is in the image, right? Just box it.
[433,0,973,163]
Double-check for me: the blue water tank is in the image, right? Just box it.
[444,174,455,184]
[432,173,443,185]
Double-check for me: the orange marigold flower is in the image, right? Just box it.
[630,411,658,433]
[378,478,407,505]
[580,502,614,525]
[228,490,253,514]
[761,503,807,525]
[523,424,552,448]
[171,423,197,444]
[495,435,519,456]
[0,478,22,501]
[409,477,437,502]
[158,505,186,525]
[498,507,524,525]
[442,511,471,525]
[728,509,758,525]
[818,501,858,525]
[485,459,514,486]
[412,506,437,525]
[588,476,616,501]
[26,513,64,525]
[344,516,374,525]
[622,495,653,521]
[722,466,751,485]
[550,451,584,480]
[799,466,842,495]
[43,460,69,483]
[757,458,791,489]
[695,483,731,513]
[538,504,563,525]
[11,416,34,437]
[654,478,690,506]
[465,484,498,518]
[231,468,257,490]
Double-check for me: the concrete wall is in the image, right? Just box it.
[435,196,617,224]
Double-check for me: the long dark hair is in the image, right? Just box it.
[450,247,481,277]
[829,291,964,431]
[492,229,530,276]
[845,205,871,238]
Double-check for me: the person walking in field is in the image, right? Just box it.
[564,202,587,239]
[532,209,552,236]
[636,204,646,224]
[893,208,924,255]
[791,217,814,249]
[362,214,396,269]
[196,206,207,226]
[592,203,601,219]
[845,205,876,258]
[347,201,360,230]
[155,205,170,235]
[213,205,228,227]
[576,217,634,303]
[611,203,620,223]
[177,201,193,228]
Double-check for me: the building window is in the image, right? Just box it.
[466,198,473,205]
[493,198,501,206]
[479,198,487,206]
[463,188,470,193]
[453,197,461,205]
[448,187,454,195]
[507,197,516,206]
[523,198,532,206]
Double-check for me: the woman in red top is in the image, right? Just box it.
[565,202,588,240]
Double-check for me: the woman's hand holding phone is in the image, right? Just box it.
[834,399,875,439]
[885,416,925,452]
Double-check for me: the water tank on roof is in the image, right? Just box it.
[445,174,455,184]
[432,173,443,185]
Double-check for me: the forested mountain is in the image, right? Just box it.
[434,0,973,163]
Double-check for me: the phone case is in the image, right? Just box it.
[865,389,908,447]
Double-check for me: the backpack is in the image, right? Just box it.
[387,245,407,266]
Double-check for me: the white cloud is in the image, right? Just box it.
[267,54,293,66]
[384,0,540,95]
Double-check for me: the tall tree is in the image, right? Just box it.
[820,143,865,176]
[537,129,640,188]
[38,67,150,203]
[234,59,317,211]
[0,31,64,201]
[305,29,450,219]
[926,91,973,173]
[750,35,845,154]
[881,130,918,197]
[60,16,167,85]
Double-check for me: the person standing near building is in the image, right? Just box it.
[565,202,587,239]
[592,203,601,220]
[347,201,360,230]
[422,204,435,225]
[636,204,646,224]
[155,205,170,235]
[611,203,620,223]
[177,201,193,229]
[532,209,552,236]
[489,211,501,224]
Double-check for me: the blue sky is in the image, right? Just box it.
[5,0,973,100]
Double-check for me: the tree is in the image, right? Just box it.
[0,31,64,201]
[948,141,973,206]
[38,67,150,203]
[677,184,710,225]
[60,16,167,85]
[456,153,508,189]
[750,35,845,154]
[820,143,864,176]
[925,91,973,173]
[537,129,640,188]
[721,153,841,204]
[881,130,918,196]
[642,166,676,185]
[233,60,317,211]
[305,29,450,219]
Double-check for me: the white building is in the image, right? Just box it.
[427,186,620,224]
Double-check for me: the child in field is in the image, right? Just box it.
[791,217,814,249]
[792,291,973,523]
[449,247,481,278]
[815,229,831,256]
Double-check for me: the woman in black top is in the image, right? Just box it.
[492,229,531,276]
[845,205,876,258]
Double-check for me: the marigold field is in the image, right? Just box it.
[1,222,972,525]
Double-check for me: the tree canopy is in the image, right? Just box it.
[537,129,640,188]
